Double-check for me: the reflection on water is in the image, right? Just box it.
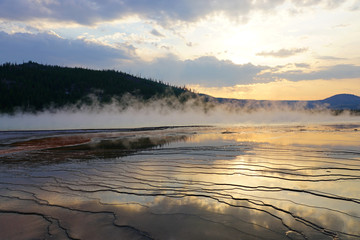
[0,125,360,239]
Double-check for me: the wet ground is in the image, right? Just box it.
[0,124,360,239]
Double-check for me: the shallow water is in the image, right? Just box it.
[0,124,360,240]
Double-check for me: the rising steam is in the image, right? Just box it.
[0,93,358,130]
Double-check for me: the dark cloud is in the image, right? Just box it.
[127,61,360,86]
[317,55,347,60]
[0,31,131,68]
[1,31,357,88]
[294,63,310,68]
[256,48,308,58]
[160,45,171,50]
[304,64,360,80]
[264,64,360,81]
[123,55,268,87]
[0,30,266,87]
[0,0,347,26]
[150,29,165,37]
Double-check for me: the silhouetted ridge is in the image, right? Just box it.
[318,94,360,110]
[322,93,360,103]
[0,61,194,113]
[1,62,359,114]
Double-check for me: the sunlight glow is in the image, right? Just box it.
[188,78,360,100]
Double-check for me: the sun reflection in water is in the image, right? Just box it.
[0,124,359,239]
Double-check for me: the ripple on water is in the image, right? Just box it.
[0,125,360,239]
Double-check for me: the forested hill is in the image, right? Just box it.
[1,62,359,115]
[0,62,192,113]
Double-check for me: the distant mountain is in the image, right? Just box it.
[315,94,360,110]
[214,94,360,111]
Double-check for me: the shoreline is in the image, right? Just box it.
[0,125,203,156]
[0,125,212,133]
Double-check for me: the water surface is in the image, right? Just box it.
[0,125,360,239]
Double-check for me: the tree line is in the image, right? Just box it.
[0,61,195,113]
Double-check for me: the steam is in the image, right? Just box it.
[0,93,358,130]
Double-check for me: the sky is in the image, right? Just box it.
[0,0,360,100]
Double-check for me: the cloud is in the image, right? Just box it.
[294,63,310,68]
[256,48,308,58]
[0,30,265,87]
[332,23,349,28]
[304,64,360,80]
[189,78,360,100]
[317,56,347,60]
[0,0,350,26]
[0,31,132,68]
[1,31,358,90]
[268,64,360,81]
[293,0,343,8]
[150,29,165,38]
[123,55,267,87]
[349,1,360,11]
